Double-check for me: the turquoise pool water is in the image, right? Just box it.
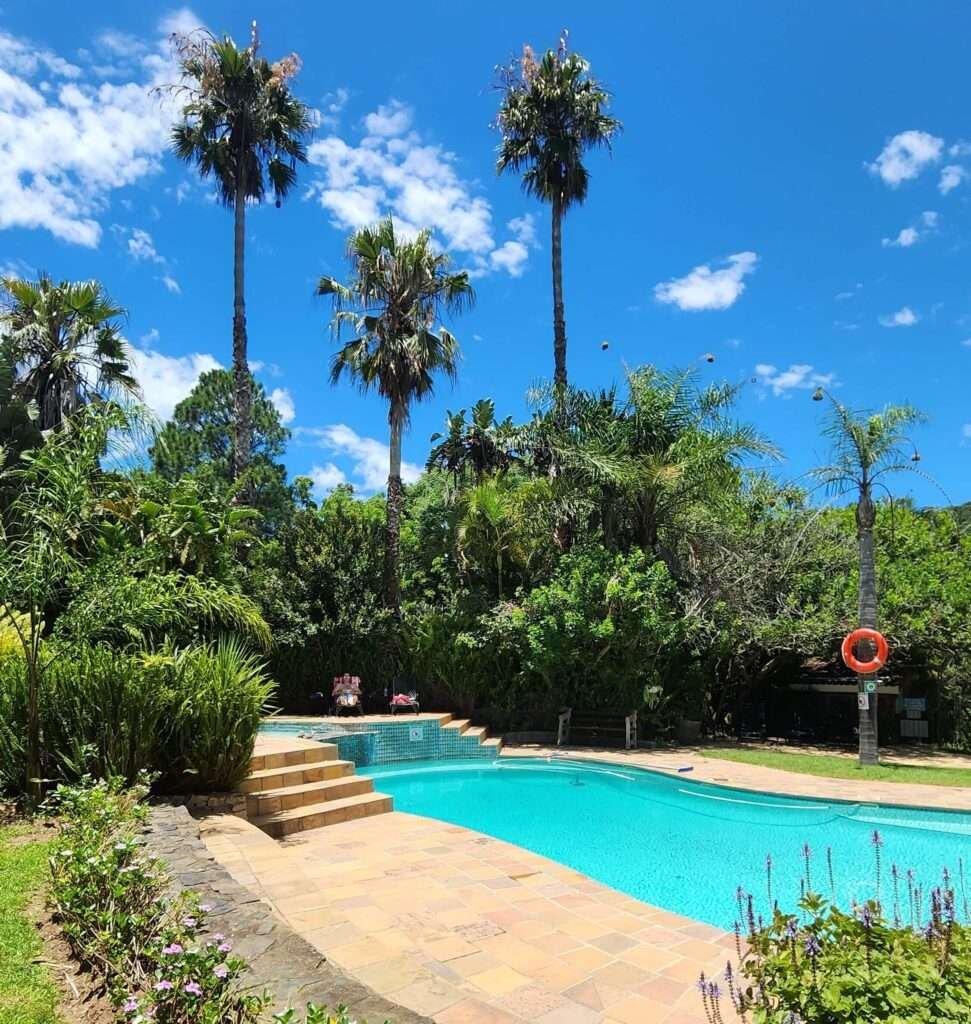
[359,757,971,930]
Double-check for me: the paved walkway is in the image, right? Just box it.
[201,810,729,1024]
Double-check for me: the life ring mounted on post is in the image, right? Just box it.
[841,628,889,675]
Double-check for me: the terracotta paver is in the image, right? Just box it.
[200,810,716,1023]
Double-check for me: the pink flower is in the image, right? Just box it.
[153,980,173,992]
[211,933,225,942]
[183,982,203,997]
[213,964,229,979]
[199,903,213,912]
[182,916,197,928]
[162,943,183,955]
[123,998,139,1013]
[217,942,232,953]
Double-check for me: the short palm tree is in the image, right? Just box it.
[168,25,311,484]
[0,274,135,431]
[813,397,926,765]
[495,34,620,395]
[317,218,474,612]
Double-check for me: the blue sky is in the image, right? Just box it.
[2,2,969,503]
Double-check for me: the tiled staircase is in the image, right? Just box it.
[441,716,503,755]
[244,743,392,838]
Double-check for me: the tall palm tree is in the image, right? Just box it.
[495,33,620,395]
[0,274,135,431]
[813,397,926,765]
[168,24,311,485]
[317,218,474,612]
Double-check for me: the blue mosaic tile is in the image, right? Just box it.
[307,720,497,767]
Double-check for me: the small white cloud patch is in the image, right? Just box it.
[309,462,347,494]
[126,339,221,422]
[868,130,943,186]
[879,306,919,328]
[654,252,758,312]
[269,387,295,425]
[939,165,967,194]
[754,363,835,397]
[296,423,422,493]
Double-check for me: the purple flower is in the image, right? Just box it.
[217,942,232,953]
[161,943,183,955]
[184,982,202,997]
[123,998,139,1013]
[199,903,213,912]
[213,964,229,979]
[784,917,799,940]
[182,916,197,928]
[857,905,875,930]
[804,934,822,958]
[211,933,225,942]
[153,980,174,992]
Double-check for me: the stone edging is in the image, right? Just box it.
[143,805,431,1023]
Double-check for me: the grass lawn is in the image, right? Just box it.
[700,748,971,788]
[0,825,58,1024]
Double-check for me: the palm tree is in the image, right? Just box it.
[0,274,135,431]
[813,397,926,765]
[168,24,311,485]
[495,33,620,395]
[317,218,474,613]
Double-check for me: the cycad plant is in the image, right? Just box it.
[813,398,926,765]
[168,24,311,485]
[495,33,620,395]
[317,218,474,613]
[0,274,135,431]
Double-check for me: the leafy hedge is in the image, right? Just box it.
[0,639,274,797]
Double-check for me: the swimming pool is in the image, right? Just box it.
[359,756,971,930]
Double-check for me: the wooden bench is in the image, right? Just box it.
[557,708,638,750]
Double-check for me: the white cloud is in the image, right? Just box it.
[297,423,422,492]
[835,283,863,301]
[754,363,835,397]
[126,340,221,422]
[317,87,350,128]
[879,306,919,328]
[127,227,164,262]
[881,211,938,249]
[307,104,533,277]
[939,165,967,195]
[269,387,295,425]
[961,337,971,348]
[160,274,181,294]
[868,130,943,186]
[0,12,203,247]
[725,337,742,349]
[654,251,758,311]
[250,360,283,377]
[309,462,347,494]
[363,99,413,137]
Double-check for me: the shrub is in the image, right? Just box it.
[160,639,276,793]
[0,653,27,793]
[701,837,971,1024]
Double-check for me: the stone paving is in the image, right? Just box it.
[200,809,732,1024]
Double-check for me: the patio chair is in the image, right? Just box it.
[389,689,420,715]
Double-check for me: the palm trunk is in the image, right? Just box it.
[26,610,41,806]
[385,403,404,615]
[231,176,251,489]
[856,486,879,765]
[551,191,567,396]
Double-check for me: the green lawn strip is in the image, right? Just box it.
[0,825,58,1024]
[699,748,971,788]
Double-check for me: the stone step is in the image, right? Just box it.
[464,725,488,741]
[249,743,338,773]
[246,775,375,817]
[241,759,356,795]
[482,736,503,752]
[442,718,470,734]
[253,791,393,838]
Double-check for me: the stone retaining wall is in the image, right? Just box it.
[143,805,430,1023]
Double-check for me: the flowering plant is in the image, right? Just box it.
[700,835,971,1024]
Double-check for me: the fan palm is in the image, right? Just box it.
[812,397,926,765]
[168,24,311,484]
[317,218,474,612]
[0,274,135,432]
[495,33,620,395]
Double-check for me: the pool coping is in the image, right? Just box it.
[499,745,971,815]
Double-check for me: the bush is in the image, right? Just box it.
[0,640,274,798]
[160,639,277,793]
[701,837,971,1023]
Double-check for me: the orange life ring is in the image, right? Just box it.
[841,628,889,675]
